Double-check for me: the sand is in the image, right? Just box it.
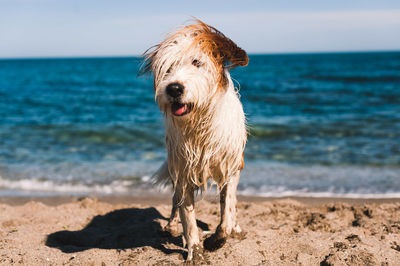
[0,195,399,265]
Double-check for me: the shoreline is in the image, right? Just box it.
[1,194,400,206]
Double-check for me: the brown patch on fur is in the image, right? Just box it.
[187,19,248,89]
[190,20,248,67]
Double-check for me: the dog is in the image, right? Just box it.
[140,19,248,260]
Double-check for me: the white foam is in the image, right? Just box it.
[1,175,399,198]
[238,187,400,199]
[0,176,131,195]
[0,174,176,196]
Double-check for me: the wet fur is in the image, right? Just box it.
[140,19,248,260]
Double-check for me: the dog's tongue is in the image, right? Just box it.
[172,103,187,116]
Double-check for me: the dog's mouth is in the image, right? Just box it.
[171,102,192,116]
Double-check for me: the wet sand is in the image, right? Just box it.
[0,195,399,265]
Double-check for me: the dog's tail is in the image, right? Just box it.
[152,161,172,187]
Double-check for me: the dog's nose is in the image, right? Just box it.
[166,83,184,98]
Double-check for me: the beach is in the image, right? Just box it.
[1,54,399,265]
[1,195,399,265]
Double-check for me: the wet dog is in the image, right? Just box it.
[140,19,248,260]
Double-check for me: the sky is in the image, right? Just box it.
[1,0,400,58]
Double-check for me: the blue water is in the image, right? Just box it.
[0,52,399,197]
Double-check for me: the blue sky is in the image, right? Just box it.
[1,0,400,58]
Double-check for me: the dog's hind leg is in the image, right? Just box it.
[163,192,180,237]
[154,162,181,237]
[204,171,241,251]
[178,185,201,261]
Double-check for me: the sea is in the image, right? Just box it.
[0,52,399,197]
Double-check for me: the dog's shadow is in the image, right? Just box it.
[45,207,209,256]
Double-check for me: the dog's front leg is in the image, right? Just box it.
[178,184,201,261]
[204,171,241,251]
[219,171,241,235]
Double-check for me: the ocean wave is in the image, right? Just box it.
[0,175,169,197]
[309,75,400,83]
[238,186,400,199]
[1,170,399,198]
[0,124,165,145]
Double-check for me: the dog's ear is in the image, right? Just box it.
[217,35,249,69]
[192,20,249,69]
[138,46,157,76]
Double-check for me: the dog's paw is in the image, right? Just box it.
[158,225,180,238]
[203,231,227,251]
[186,244,206,263]
[231,230,247,240]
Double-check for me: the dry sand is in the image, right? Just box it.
[0,195,399,265]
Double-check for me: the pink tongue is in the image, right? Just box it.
[174,105,187,116]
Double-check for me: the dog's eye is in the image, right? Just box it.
[192,59,202,68]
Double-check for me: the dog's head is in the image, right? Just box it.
[140,19,248,118]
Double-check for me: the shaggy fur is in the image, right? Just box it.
[140,19,248,260]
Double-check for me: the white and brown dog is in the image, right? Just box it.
[140,19,248,260]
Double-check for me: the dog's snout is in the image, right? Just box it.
[166,83,184,98]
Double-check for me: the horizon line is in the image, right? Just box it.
[1,49,399,60]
